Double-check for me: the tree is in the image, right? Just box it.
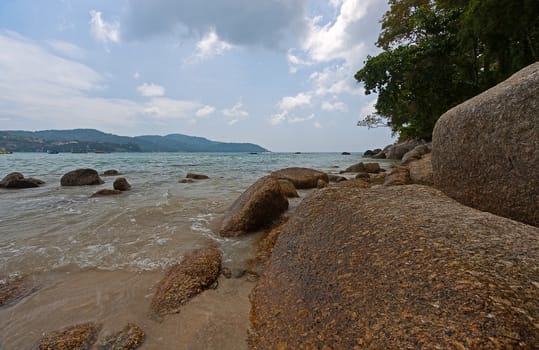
[356,0,539,140]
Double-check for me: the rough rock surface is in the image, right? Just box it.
[219,176,288,237]
[270,167,328,189]
[432,62,539,227]
[383,166,411,186]
[332,179,369,189]
[91,189,123,197]
[408,153,433,185]
[178,178,194,183]
[355,172,369,180]
[0,172,44,188]
[0,275,38,306]
[363,148,381,157]
[150,247,221,319]
[113,177,131,191]
[102,170,120,176]
[401,144,431,165]
[343,162,366,173]
[60,169,104,186]
[186,173,209,180]
[37,322,101,350]
[316,179,328,189]
[250,185,539,349]
[278,179,299,198]
[96,323,145,350]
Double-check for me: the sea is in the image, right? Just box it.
[0,152,389,349]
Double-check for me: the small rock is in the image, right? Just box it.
[113,177,131,191]
[343,162,366,173]
[384,166,411,186]
[364,162,382,173]
[150,247,222,318]
[186,173,209,180]
[37,322,101,350]
[408,153,433,185]
[341,152,351,155]
[363,148,382,157]
[178,178,194,183]
[278,179,299,198]
[96,323,145,350]
[0,274,38,306]
[61,169,104,186]
[102,170,121,176]
[271,167,329,189]
[91,189,122,197]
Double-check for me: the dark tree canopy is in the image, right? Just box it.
[355,0,539,140]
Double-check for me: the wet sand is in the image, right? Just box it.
[0,268,253,349]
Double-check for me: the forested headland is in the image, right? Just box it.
[355,0,539,140]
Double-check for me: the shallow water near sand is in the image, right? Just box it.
[0,152,388,349]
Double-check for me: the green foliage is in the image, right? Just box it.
[356,0,539,139]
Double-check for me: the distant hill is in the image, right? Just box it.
[0,129,268,153]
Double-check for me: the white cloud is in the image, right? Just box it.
[196,105,215,117]
[89,10,120,44]
[269,111,287,125]
[222,102,248,117]
[46,40,85,59]
[143,98,201,119]
[314,121,322,128]
[133,71,140,79]
[278,92,312,111]
[137,83,166,97]
[0,32,208,131]
[192,30,232,61]
[309,65,359,96]
[322,100,347,112]
[287,49,312,73]
[288,114,314,123]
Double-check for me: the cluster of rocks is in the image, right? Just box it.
[34,322,145,350]
[178,172,210,183]
[247,62,539,348]
[0,172,45,189]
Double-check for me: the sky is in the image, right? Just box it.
[0,0,395,152]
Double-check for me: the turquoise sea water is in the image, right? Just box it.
[0,152,388,275]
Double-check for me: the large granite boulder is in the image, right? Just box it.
[0,172,44,189]
[150,247,221,319]
[432,62,539,226]
[270,167,328,189]
[250,185,539,349]
[219,176,288,237]
[408,153,433,185]
[60,169,104,186]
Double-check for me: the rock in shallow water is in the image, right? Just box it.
[150,247,221,319]
[113,177,131,191]
[219,176,288,237]
[0,274,38,307]
[61,169,104,186]
[96,323,145,350]
[0,172,44,189]
[278,179,299,198]
[37,322,101,350]
[250,185,539,349]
